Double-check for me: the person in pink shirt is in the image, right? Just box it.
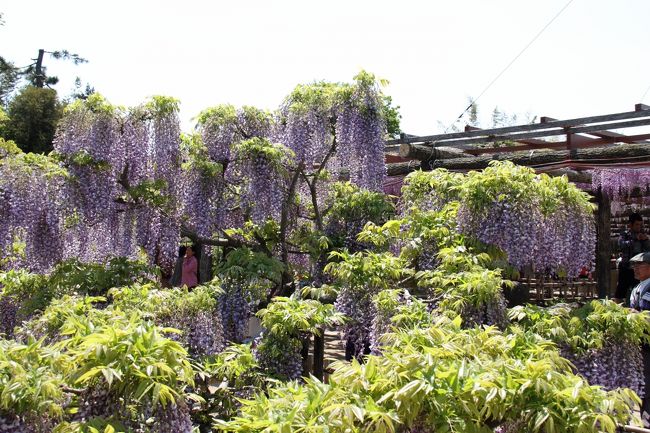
[180,245,199,289]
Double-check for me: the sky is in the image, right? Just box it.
[2,0,650,135]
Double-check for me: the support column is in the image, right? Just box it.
[313,328,325,381]
[596,190,612,298]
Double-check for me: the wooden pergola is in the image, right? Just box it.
[384,104,650,299]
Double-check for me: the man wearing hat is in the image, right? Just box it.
[630,252,650,310]
[629,251,650,418]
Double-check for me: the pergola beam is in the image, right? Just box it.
[462,133,650,156]
[386,105,650,146]
[392,143,650,175]
[403,118,650,149]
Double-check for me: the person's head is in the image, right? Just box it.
[629,213,643,233]
[185,245,195,258]
[631,252,650,281]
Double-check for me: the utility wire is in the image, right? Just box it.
[442,0,576,134]
[641,82,650,103]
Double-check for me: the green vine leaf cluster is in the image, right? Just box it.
[180,132,223,176]
[509,300,650,352]
[233,137,295,171]
[257,296,345,338]
[220,316,637,433]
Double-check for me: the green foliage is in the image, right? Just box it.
[327,181,395,224]
[144,95,180,118]
[1,256,155,337]
[202,344,261,386]
[17,295,110,342]
[0,231,27,269]
[325,251,404,291]
[48,256,157,297]
[0,132,68,178]
[195,104,238,128]
[4,86,63,153]
[538,172,595,214]
[0,269,49,327]
[0,56,19,107]
[0,107,8,137]
[225,220,282,248]
[281,70,397,125]
[0,257,157,337]
[460,161,540,214]
[381,95,401,138]
[257,296,345,337]
[0,136,20,157]
[283,80,345,116]
[509,300,650,352]
[400,169,464,211]
[65,93,116,116]
[220,316,637,433]
[459,161,593,216]
[373,289,433,331]
[359,205,458,257]
[217,245,284,289]
[1,285,199,425]
[180,132,223,175]
[0,337,69,420]
[431,265,512,314]
[53,419,129,433]
[194,344,266,424]
[61,150,112,170]
[109,282,223,320]
[124,179,170,208]
[291,225,332,262]
[233,137,295,170]
[70,319,194,408]
[195,104,273,147]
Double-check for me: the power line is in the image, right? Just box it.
[641,82,650,103]
[444,0,576,132]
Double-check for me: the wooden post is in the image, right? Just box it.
[596,190,612,298]
[198,244,212,284]
[313,328,325,381]
[301,334,311,375]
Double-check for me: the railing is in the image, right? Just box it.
[517,277,598,303]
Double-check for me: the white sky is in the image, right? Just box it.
[2,0,650,135]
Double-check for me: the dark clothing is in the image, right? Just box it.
[616,230,650,299]
[617,267,639,301]
[630,279,650,310]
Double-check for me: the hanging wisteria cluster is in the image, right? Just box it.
[0,71,390,281]
[232,138,292,224]
[0,147,66,272]
[184,105,275,236]
[254,332,304,380]
[456,162,595,278]
[279,72,386,193]
[560,340,644,398]
[591,167,650,200]
[219,281,252,343]
[333,74,386,191]
[334,284,376,359]
[509,300,650,405]
[369,289,421,354]
[1,96,188,274]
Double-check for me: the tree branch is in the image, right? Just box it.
[180,225,242,248]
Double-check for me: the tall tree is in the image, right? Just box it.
[4,86,63,153]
